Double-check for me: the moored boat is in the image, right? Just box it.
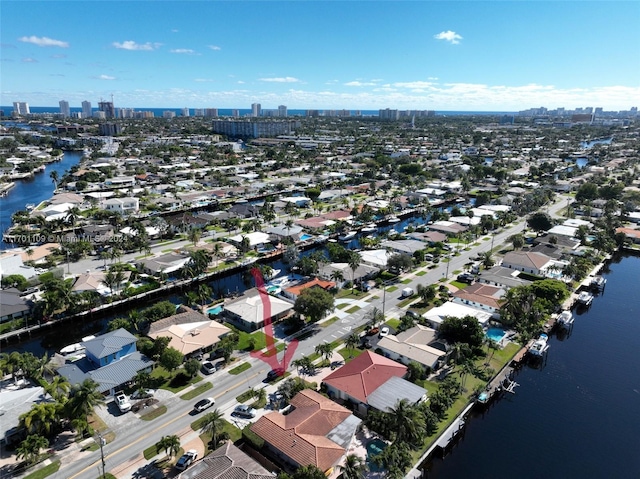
[557,310,574,328]
[576,291,593,306]
[528,333,549,356]
[338,231,357,242]
[360,223,377,233]
[590,276,606,291]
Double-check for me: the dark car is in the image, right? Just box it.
[201,361,216,375]
[406,310,421,319]
[457,273,475,284]
[233,404,257,418]
[266,368,285,381]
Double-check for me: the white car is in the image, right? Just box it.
[175,449,198,470]
[114,392,131,413]
[194,397,215,412]
[379,326,390,337]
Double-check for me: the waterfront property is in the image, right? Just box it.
[250,389,361,474]
[177,441,275,479]
[376,325,448,371]
[223,287,294,332]
[56,328,154,395]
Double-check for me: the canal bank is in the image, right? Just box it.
[419,252,640,479]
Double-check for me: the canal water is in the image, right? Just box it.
[0,150,84,246]
[423,253,640,478]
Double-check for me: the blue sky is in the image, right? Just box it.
[2,1,639,111]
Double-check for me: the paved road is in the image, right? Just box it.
[58,196,570,478]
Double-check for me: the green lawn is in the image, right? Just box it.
[199,419,243,454]
[337,347,364,361]
[236,389,255,403]
[397,297,416,308]
[386,285,398,293]
[345,305,361,314]
[336,303,349,310]
[320,316,340,328]
[150,366,203,393]
[180,382,213,400]
[140,405,167,421]
[23,461,60,479]
[236,330,267,351]
[385,318,401,330]
[416,271,427,276]
[228,362,252,375]
[401,278,412,284]
[450,281,468,289]
[336,289,365,299]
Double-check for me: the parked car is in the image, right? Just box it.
[457,273,475,284]
[366,327,379,336]
[406,310,421,319]
[131,388,155,400]
[201,361,216,375]
[175,450,198,471]
[114,391,131,413]
[233,404,257,418]
[379,326,390,337]
[194,397,215,412]
[266,368,285,381]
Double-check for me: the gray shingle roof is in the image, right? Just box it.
[178,442,275,479]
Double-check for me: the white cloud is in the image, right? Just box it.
[22,57,38,63]
[393,81,437,89]
[208,45,221,51]
[344,81,378,87]
[92,74,116,80]
[170,48,197,55]
[434,31,463,44]
[112,41,161,51]
[171,29,179,33]
[237,80,245,84]
[194,78,215,82]
[259,77,300,83]
[18,36,69,48]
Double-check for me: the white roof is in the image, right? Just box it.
[358,249,391,267]
[424,301,492,328]
[547,225,577,238]
[228,231,270,246]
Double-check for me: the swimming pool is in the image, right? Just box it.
[207,305,223,315]
[485,327,506,343]
[366,438,387,472]
[299,233,313,241]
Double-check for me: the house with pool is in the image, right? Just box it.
[223,287,294,332]
[250,389,360,475]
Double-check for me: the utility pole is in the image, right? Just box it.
[97,433,106,478]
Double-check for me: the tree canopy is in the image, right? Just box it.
[293,287,335,323]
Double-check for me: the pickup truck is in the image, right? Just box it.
[115,391,131,413]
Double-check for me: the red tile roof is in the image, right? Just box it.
[284,278,335,297]
[322,351,407,403]
[250,390,352,472]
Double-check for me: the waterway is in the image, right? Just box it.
[0,150,83,246]
[423,253,640,478]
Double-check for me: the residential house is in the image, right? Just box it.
[376,325,448,371]
[103,197,139,215]
[18,243,60,264]
[317,262,379,289]
[322,351,426,416]
[380,239,427,256]
[616,227,640,244]
[266,224,304,242]
[0,288,31,322]
[251,389,361,473]
[282,278,335,301]
[424,301,493,330]
[147,306,231,356]
[139,252,191,275]
[358,249,392,268]
[0,252,37,279]
[177,441,275,479]
[227,232,271,250]
[477,265,534,290]
[56,328,154,395]
[452,283,505,316]
[501,251,554,276]
[223,288,294,332]
[428,220,467,236]
[405,230,448,244]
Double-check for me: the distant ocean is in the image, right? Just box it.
[1,106,516,118]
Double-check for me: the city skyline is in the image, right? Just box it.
[1,1,639,111]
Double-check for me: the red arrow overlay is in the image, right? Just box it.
[249,268,298,373]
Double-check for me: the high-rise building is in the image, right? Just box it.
[181,107,190,117]
[59,100,70,117]
[12,102,30,115]
[194,109,204,117]
[205,108,219,118]
[163,111,176,119]
[278,105,288,117]
[251,103,261,117]
[232,109,240,118]
[98,101,115,118]
[82,101,92,119]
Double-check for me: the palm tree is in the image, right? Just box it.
[367,307,385,330]
[16,434,49,465]
[19,403,62,438]
[44,376,70,402]
[157,434,181,458]
[67,378,105,425]
[188,227,202,247]
[345,333,359,359]
[339,453,368,479]
[49,170,59,190]
[347,251,360,293]
[330,270,344,289]
[200,409,224,448]
[314,343,333,366]
[212,242,223,268]
[197,284,212,307]
[387,399,425,446]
